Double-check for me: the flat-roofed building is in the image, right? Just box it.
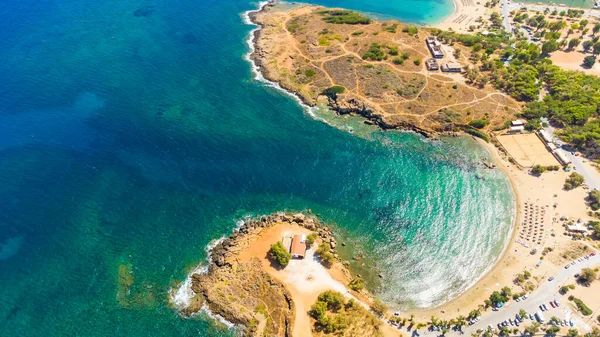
[553,149,571,166]
[511,120,525,126]
[426,37,444,58]
[425,58,439,70]
[509,125,525,133]
[441,63,462,73]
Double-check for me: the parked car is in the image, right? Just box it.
[591,252,596,256]
[529,314,534,320]
[549,277,554,281]
[550,301,556,308]
[540,305,545,311]
[554,300,560,307]
[565,264,571,269]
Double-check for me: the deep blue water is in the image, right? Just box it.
[0,0,512,335]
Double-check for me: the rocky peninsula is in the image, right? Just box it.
[249,4,521,136]
[178,212,390,337]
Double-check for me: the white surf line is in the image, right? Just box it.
[242,2,332,125]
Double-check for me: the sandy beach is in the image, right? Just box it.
[405,137,595,321]
[435,0,490,33]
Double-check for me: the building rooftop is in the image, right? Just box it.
[290,234,306,258]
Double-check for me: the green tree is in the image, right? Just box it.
[580,268,597,284]
[305,233,317,247]
[531,164,547,176]
[315,242,335,267]
[269,241,292,266]
[546,325,561,336]
[542,39,560,54]
[584,56,596,68]
[588,190,600,210]
[564,172,585,190]
[568,329,580,337]
[524,321,540,336]
[568,38,581,50]
[583,40,593,52]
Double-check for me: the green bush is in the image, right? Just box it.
[305,233,317,247]
[370,298,388,315]
[348,278,364,292]
[464,128,490,142]
[392,57,404,65]
[316,243,335,267]
[469,119,490,129]
[413,58,421,66]
[573,297,593,315]
[269,241,291,267]
[531,164,547,176]
[362,43,386,61]
[402,26,419,35]
[564,172,584,190]
[318,10,372,24]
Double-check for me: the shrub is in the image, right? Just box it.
[392,57,404,65]
[402,26,419,35]
[464,128,490,142]
[469,119,490,129]
[322,86,346,99]
[371,298,388,315]
[530,164,547,176]
[564,172,584,190]
[413,58,421,66]
[584,56,596,68]
[305,233,317,247]
[362,43,386,61]
[348,278,364,292]
[316,242,335,267]
[318,290,345,312]
[573,297,593,315]
[318,10,372,24]
[305,69,315,77]
[269,241,291,267]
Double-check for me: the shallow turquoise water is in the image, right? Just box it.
[0,0,512,335]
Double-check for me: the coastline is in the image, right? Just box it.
[243,2,522,314]
[434,0,490,34]
[404,137,522,317]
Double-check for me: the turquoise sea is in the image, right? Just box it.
[0,0,513,335]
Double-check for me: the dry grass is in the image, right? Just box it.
[253,5,522,132]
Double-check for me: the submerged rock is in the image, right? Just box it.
[133,6,155,17]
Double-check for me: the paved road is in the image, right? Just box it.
[462,254,600,335]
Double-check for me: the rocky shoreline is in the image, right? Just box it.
[248,6,436,138]
[181,212,340,337]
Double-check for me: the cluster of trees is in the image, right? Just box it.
[318,10,372,24]
[310,291,381,334]
[269,241,291,267]
[588,190,600,210]
[530,164,560,176]
[310,291,351,333]
[578,267,598,285]
[305,233,317,247]
[564,172,585,190]
[485,286,512,307]
[431,11,600,159]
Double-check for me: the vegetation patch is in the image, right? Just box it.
[318,10,372,25]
